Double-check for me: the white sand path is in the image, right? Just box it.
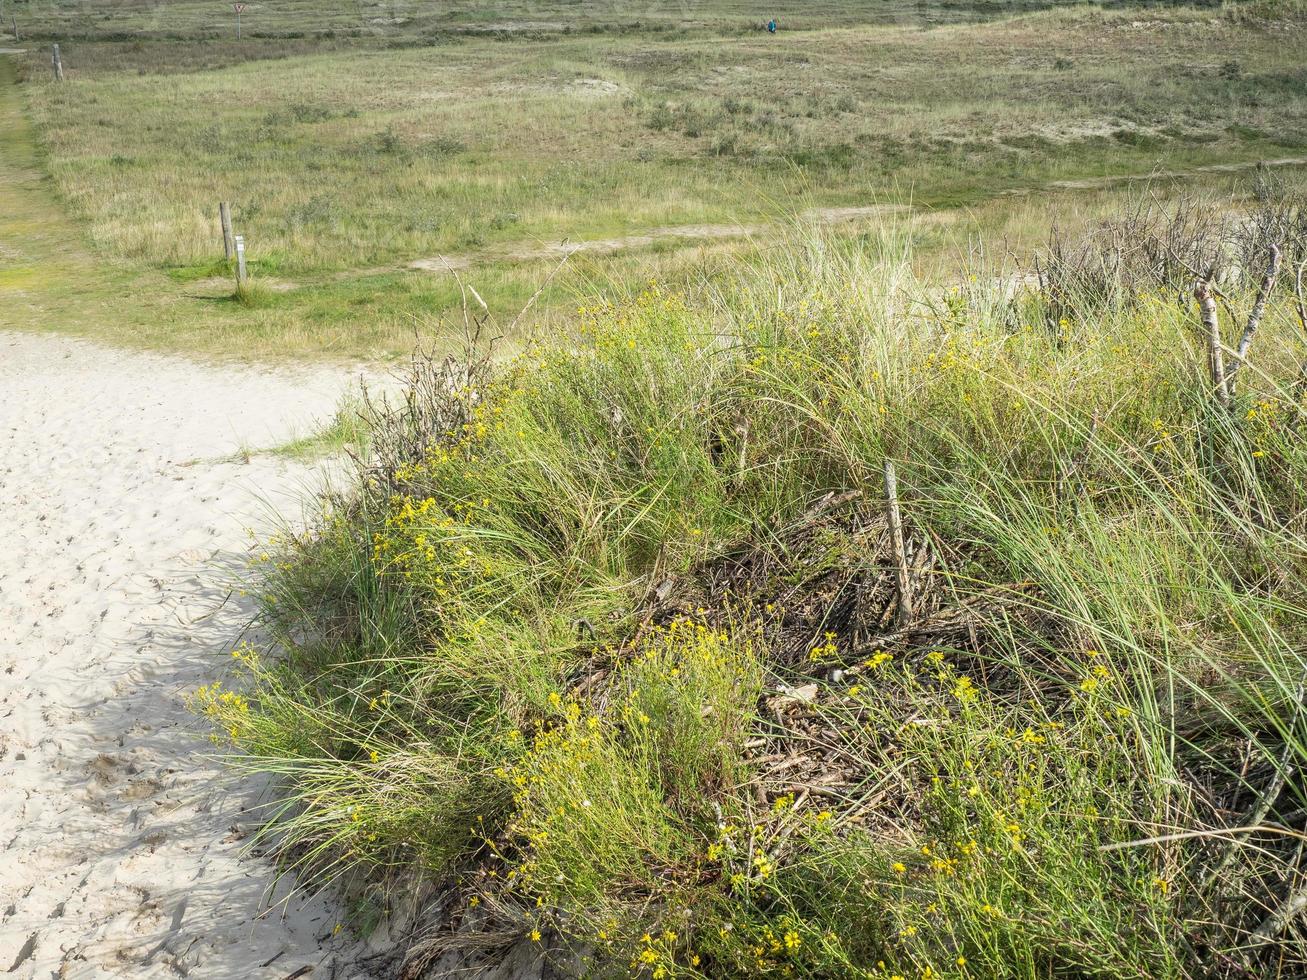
[0,332,372,978]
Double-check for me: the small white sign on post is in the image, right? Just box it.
[233,2,246,39]
[234,234,248,284]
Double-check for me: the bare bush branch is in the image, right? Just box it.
[1196,279,1232,409]
[1229,243,1283,395]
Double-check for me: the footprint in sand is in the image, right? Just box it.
[0,332,372,978]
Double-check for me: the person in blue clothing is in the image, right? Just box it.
[767,18,777,32]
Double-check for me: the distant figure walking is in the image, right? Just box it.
[767,18,777,33]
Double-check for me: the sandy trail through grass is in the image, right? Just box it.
[0,337,369,976]
[406,204,910,272]
[404,157,1307,275]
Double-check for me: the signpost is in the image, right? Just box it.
[233,2,245,39]
[234,234,248,285]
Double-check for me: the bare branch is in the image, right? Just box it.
[1295,259,1307,337]
[1195,279,1231,409]
[1251,886,1307,948]
[1229,244,1283,394]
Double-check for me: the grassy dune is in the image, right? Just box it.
[8,0,1102,40]
[7,3,1307,358]
[24,10,1307,274]
[197,218,1307,975]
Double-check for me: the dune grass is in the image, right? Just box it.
[6,3,1307,360]
[4,0,1142,43]
[23,9,1307,276]
[193,212,1307,975]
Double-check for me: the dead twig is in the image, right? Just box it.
[1250,883,1307,948]
[507,252,570,334]
[1204,681,1305,893]
[1057,408,1100,501]
[1099,823,1307,853]
[1294,260,1307,403]
[1295,259,1307,336]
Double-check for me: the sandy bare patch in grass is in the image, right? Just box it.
[408,203,910,270]
[1045,155,1307,191]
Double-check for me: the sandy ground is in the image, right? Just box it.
[0,332,372,978]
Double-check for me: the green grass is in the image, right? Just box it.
[195,221,1307,976]
[10,0,1307,973]
[6,3,1307,359]
[7,0,1104,41]
[267,399,368,461]
[25,11,1307,273]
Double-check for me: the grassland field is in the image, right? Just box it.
[2,0,1307,358]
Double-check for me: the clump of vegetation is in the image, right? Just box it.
[233,279,276,308]
[198,228,1307,977]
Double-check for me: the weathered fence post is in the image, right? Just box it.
[51,44,64,81]
[219,202,235,261]
[234,234,248,285]
[11,15,18,42]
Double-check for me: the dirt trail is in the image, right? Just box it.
[406,156,1307,276]
[0,333,370,978]
[406,203,910,273]
[1041,155,1307,191]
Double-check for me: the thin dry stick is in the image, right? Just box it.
[1250,887,1307,946]
[507,252,571,335]
[440,256,473,338]
[883,459,912,627]
[1195,279,1231,408]
[1295,259,1307,336]
[1240,683,1307,951]
[1099,824,1307,853]
[1205,682,1305,892]
[1293,260,1307,402]
[1229,243,1283,394]
[1057,408,1100,501]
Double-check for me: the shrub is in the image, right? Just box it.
[202,230,1307,977]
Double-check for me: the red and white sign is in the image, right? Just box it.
[232,3,246,13]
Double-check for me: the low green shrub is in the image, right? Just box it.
[200,232,1307,977]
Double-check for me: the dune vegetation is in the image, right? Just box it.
[6,1,1307,357]
[8,1,1307,975]
[193,188,1307,976]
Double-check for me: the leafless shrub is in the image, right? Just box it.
[358,337,496,494]
[1033,178,1307,335]
[1235,165,1307,275]
[1032,194,1227,332]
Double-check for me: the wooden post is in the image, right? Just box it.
[11,15,18,42]
[51,44,64,81]
[219,202,235,261]
[234,234,248,284]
